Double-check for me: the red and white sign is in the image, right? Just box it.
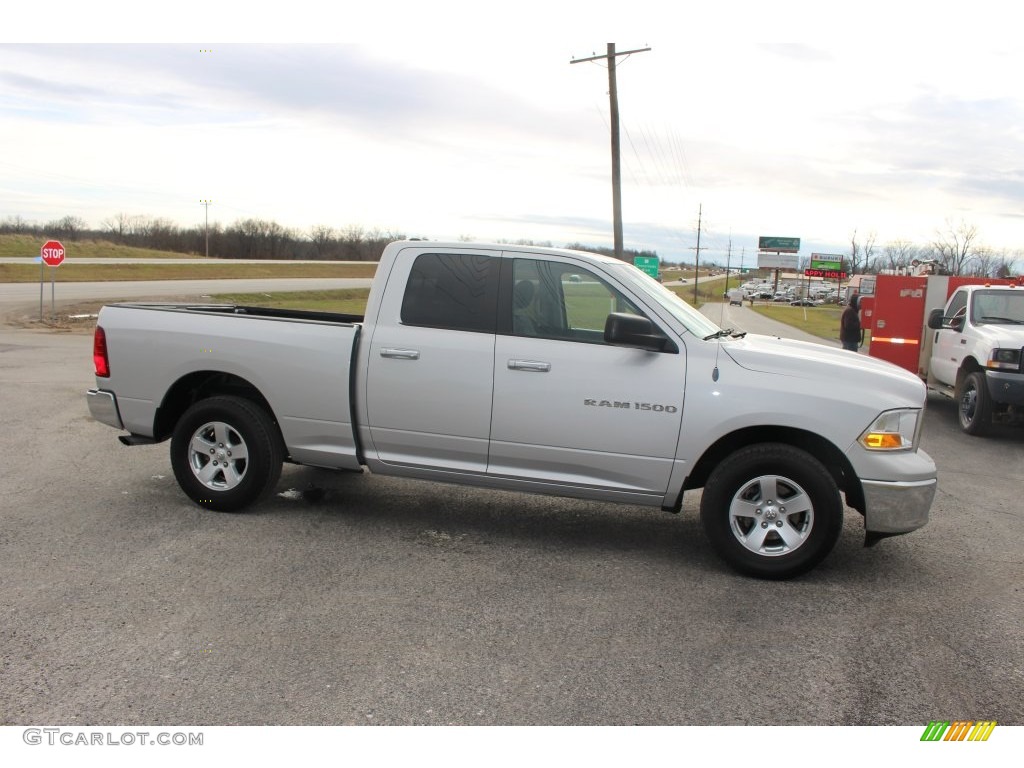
[41,240,65,267]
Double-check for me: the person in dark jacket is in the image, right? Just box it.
[840,294,862,351]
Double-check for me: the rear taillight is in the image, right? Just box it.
[93,326,110,377]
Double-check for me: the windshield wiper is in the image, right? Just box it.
[979,316,1024,324]
[704,328,746,341]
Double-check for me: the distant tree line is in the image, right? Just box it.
[840,220,1020,278]
[0,214,664,265]
[0,213,407,261]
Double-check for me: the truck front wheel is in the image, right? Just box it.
[957,371,992,435]
[700,444,843,579]
[170,396,283,512]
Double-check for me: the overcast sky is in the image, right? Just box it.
[2,2,1022,265]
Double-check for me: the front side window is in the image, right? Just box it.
[510,259,644,343]
[401,252,498,333]
[946,290,968,321]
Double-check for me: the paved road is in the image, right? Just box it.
[700,300,842,348]
[0,323,1021,729]
[0,277,374,312]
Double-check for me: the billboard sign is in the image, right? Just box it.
[758,236,800,253]
[805,253,846,279]
[758,252,799,269]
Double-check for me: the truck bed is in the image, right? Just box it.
[97,302,364,471]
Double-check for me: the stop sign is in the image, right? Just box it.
[41,240,65,267]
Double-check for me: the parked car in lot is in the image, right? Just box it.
[87,240,937,579]
[790,298,819,307]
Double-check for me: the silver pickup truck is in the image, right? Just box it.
[87,241,937,578]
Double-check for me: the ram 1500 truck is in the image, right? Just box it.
[87,241,937,579]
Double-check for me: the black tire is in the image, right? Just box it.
[700,444,843,579]
[957,371,992,436]
[170,396,283,512]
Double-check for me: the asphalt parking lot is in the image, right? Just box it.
[1,320,1022,727]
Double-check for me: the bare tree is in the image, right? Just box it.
[308,225,336,259]
[263,220,290,259]
[968,246,997,277]
[994,250,1020,278]
[0,215,31,234]
[848,229,877,274]
[47,215,88,240]
[932,218,978,276]
[103,212,133,240]
[863,231,877,273]
[880,240,919,273]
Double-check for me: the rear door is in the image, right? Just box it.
[488,254,685,496]
[364,247,499,473]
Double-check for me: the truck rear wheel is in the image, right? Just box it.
[700,444,843,579]
[170,396,283,512]
[957,371,992,435]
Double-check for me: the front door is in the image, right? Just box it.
[488,256,685,496]
[930,289,969,387]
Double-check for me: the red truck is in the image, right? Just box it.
[860,273,1024,434]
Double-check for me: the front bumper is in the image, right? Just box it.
[985,370,1024,407]
[862,476,936,534]
[86,389,123,430]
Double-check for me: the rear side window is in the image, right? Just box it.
[401,252,499,333]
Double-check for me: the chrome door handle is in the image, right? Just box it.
[508,359,551,372]
[380,348,420,360]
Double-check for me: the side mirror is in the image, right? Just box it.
[927,308,965,332]
[604,312,677,353]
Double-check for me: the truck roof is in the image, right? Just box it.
[385,240,629,266]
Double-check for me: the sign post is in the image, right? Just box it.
[39,240,65,322]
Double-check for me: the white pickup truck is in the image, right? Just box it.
[87,241,936,578]
[925,283,1024,434]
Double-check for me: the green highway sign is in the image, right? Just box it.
[758,236,800,253]
[633,256,660,278]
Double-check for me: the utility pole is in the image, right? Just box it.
[691,203,703,303]
[571,43,651,260]
[199,199,212,258]
[724,235,732,292]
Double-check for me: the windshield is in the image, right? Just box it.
[608,261,722,339]
[970,290,1024,325]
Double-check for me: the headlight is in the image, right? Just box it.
[859,409,922,451]
[987,348,1022,372]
